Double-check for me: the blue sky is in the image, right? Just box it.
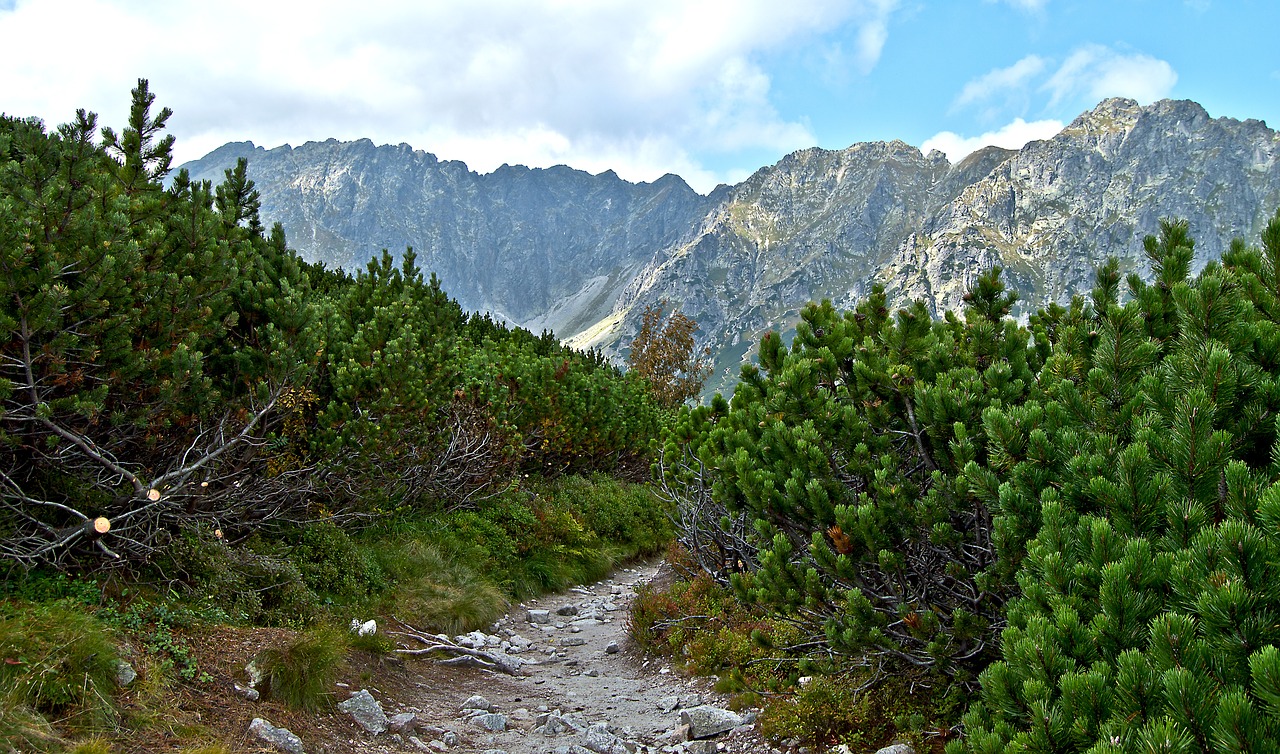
[1,0,1276,193]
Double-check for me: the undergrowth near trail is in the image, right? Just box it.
[629,546,956,752]
[0,473,671,752]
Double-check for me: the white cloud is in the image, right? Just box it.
[920,117,1063,162]
[1042,44,1177,110]
[0,0,898,193]
[985,0,1049,12]
[953,54,1047,111]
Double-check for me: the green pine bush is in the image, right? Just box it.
[950,215,1280,753]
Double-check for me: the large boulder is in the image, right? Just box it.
[338,689,388,734]
[679,705,743,739]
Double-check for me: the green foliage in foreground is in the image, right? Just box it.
[1,471,670,748]
[0,601,119,736]
[660,265,1035,683]
[0,80,663,573]
[950,217,1280,752]
[143,473,672,630]
[662,213,1280,752]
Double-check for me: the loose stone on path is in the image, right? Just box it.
[365,561,774,754]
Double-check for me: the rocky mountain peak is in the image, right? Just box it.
[180,98,1280,395]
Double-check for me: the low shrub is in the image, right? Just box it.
[288,521,385,604]
[0,568,101,606]
[254,628,348,711]
[762,674,946,753]
[162,527,321,626]
[549,474,673,558]
[632,558,957,750]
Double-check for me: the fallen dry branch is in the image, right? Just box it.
[386,617,523,676]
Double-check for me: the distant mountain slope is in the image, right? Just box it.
[180,98,1280,392]
[180,139,715,336]
[881,98,1280,317]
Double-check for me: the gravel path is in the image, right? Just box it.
[343,560,777,754]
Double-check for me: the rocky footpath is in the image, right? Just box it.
[371,561,770,754]
[243,561,919,754]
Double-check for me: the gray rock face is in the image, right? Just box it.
[337,689,388,735]
[880,98,1280,319]
[249,717,305,754]
[679,705,743,739]
[179,141,712,339]
[875,745,916,754]
[180,98,1280,396]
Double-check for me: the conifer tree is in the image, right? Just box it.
[661,268,1038,685]
[0,87,316,567]
[952,215,1280,754]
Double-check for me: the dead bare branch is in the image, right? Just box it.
[386,617,524,676]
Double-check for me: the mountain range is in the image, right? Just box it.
[179,98,1280,391]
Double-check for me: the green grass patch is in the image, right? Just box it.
[369,537,509,634]
[254,627,348,711]
[0,600,120,733]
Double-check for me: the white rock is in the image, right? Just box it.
[234,683,260,701]
[249,717,305,754]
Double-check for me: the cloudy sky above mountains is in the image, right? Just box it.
[2,0,1276,193]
